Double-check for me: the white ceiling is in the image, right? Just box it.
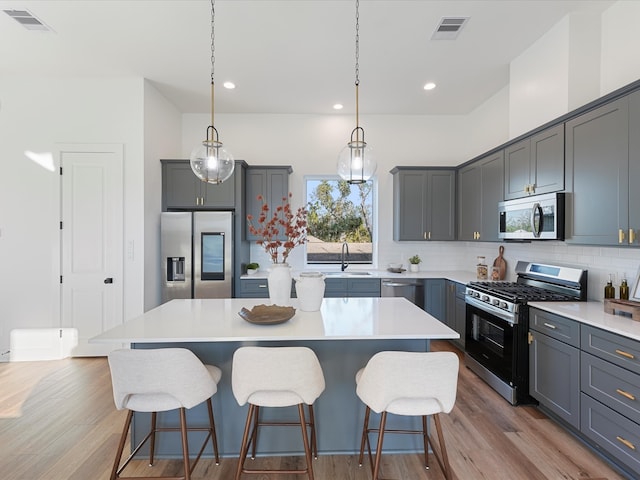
[0,0,614,115]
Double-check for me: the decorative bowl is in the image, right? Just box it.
[238,304,296,325]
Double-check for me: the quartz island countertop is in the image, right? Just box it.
[91,296,459,344]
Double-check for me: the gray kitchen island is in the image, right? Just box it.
[91,297,459,458]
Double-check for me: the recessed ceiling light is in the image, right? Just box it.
[223,81,235,89]
[423,82,436,91]
[333,104,344,110]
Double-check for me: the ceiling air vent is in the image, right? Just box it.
[3,9,52,31]
[431,17,469,40]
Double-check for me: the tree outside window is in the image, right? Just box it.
[305,178,373,264]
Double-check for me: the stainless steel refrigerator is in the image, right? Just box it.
[161,211,233,302]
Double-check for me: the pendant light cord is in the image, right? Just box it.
[210,0,216,129]
[355,0,360,130]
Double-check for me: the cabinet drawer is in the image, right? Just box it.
[324,278,348,298]
[239,279,269,297]
[581,393,640,476]
[582,325,640,375]
[581,351,640,424]
[529,308,580,347]
[347,278,381,297]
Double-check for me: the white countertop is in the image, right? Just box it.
[243,269,478,286]
[91,297,459,344]
[529,301,640,342]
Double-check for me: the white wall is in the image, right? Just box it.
[143,81,182,310]
[0,76,146,358]
[601,0,640,95]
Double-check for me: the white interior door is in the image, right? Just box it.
[60,144,124,356]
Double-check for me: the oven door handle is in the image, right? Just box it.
[465,296,517,324]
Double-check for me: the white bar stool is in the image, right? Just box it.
[355,351,459,480]
[231,346,326,480]
[107,348,221,480]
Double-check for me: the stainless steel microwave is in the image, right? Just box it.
[498,192,565,240]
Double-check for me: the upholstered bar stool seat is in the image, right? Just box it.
[231,346,325,480]
[355,351,459,480]
[107,348,221,480]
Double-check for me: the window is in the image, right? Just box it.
[305,177,374,265]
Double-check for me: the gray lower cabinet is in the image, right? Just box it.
[161,159,236,210]
[445,280,465,350]
[580,325,640,475]
[424,279,446,322]
[391,167,456,241]
[324,278,381,298]
[529,308,640,477]
[245,166,292,241]
[528,308,581,429]
[504,124,564,200]
[239,277,380,299]
[457,150,504,241]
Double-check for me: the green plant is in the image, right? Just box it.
[247,262,260,270]
[409,255,421,265]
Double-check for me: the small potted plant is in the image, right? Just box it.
[246,262,260,275]
[409,255,421,272]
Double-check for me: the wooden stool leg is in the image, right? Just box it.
[206,398,220,465]
[308,404,318,459]
[149,411,157,466]
[235,404,256,480]
[433,413,452,480]
[298,404,315,480]
[250,405,260,460]
[358,406,371,466]
[179,408,191,480]
[110,410,133,480]
[422,415,429,469]
[372,411,387,480]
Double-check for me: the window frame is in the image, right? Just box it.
[303,175,378,269]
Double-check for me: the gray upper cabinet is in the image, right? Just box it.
[245,166,292,241]
[391,167,456,241]
[504,124,565,200]
[565,96,630,245]
[161,159,235,210]
[458,150,504,242]
[628,91,640,245]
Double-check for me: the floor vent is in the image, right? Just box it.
[432,17,469,40]
[3,9,52,31]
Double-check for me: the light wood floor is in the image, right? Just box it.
[0,341,629,480]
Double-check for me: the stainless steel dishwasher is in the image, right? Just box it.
[381,278,425,309]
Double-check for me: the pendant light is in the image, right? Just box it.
[337,0,376,184]
[190,0,234,185]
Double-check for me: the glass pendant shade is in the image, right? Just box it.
[190,126,234,184]
[337,127,376,184]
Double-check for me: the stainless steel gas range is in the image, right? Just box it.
[465,261,588,405]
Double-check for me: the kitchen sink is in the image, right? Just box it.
[323,271,372,276]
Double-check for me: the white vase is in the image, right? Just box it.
[267,263,292,306]
[409,264,419,272]
[294,272,326,312]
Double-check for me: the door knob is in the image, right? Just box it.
[104,277,113,284]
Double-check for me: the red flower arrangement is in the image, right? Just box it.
[247,193,308,264]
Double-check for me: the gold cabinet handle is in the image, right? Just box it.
[616,436,636,450]
[428,231,431,240]
[619,229,625,244]
[615,349,635,360]
[543,323,557,330]
[630,229,636,244]
[615,388,636,401]
[258,284,267,288]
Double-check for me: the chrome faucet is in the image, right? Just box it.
[341,242,349,271]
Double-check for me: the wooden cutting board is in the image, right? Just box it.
[492,246,507,280]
